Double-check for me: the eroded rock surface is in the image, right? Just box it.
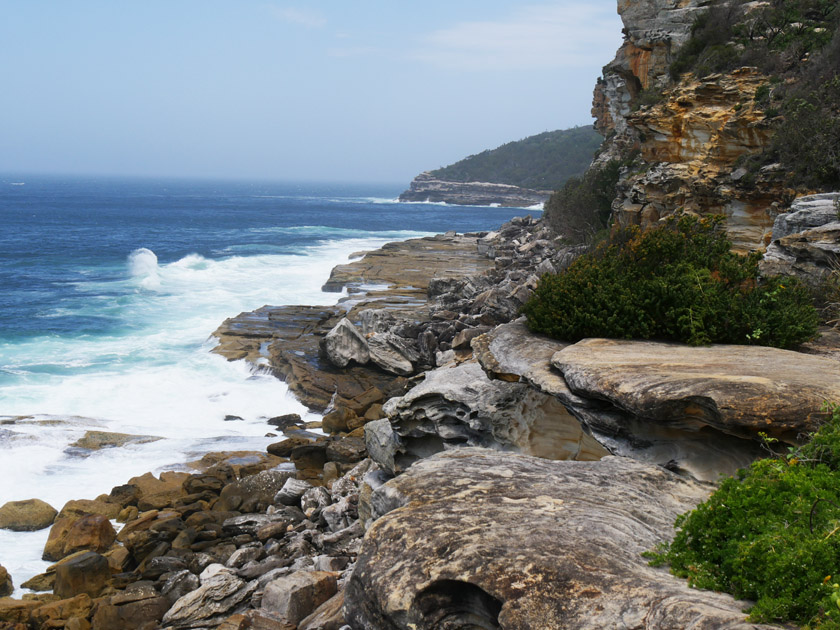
[346,448,775,630]
[555,338,840,441]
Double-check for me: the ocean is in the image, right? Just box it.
[0,174,537,591]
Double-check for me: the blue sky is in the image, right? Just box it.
[0,1,622,183]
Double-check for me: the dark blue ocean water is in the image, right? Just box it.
[0,175,533,340]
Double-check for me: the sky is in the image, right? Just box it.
[0,1,623,184]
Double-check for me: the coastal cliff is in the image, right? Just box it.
[398,172,549,207]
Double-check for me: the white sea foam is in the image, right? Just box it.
[0,234,420,592]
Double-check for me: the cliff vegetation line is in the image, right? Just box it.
[522,213,819,348]
[669,0,840,190]
[429,125,602,192]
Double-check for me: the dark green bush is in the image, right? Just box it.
[522,213,819,347]
[542,159,622,244]
[647,404,840,627]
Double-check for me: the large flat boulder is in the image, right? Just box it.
[553,338,840,440]
[0,498,58,531]
[474,322,766,482]
[346,448,777,630]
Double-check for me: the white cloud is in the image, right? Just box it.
[413,3,621,71]
[269,6,327,28]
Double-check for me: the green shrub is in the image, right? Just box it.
[542,159,622,244]
[522,213,819,347]
[647,404,840,627]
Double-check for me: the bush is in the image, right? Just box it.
[522,213,819,347]
[647,404,840,627]
[542,159,622,244]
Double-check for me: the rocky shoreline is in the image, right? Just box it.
[398,172,549,208]
[1,198,838,628]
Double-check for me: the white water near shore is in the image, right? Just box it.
[0,232,428,594]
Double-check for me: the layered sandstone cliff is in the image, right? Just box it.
[590,0,794,251]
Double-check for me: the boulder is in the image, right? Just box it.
[162,569,257,629]
[0,565,12,597]
[320,318,370,368]
[43,515,117,561]
[0,498,58,531]
[345,448,777,630]
[554,339,840,441]
[367,333,417,376]
[128,471,190,512]
[92,582,172,630]
[218,467,296,513]
[69,430,160,451]
[0,598,40,624]
[377,362,606,474]
[58,498,121,521]
[477,321,768,482]
[274,479,313,507]
[261,571,337,626]
[30,593,92,629]
[771,193,840,239]
[298,591,345,630]
[54,552,110,598]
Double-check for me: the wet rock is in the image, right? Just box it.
[54,552,110,598]
[92,582,171,630]
[58,498,121,521]
[346,448,776,630]
[261,571,337,626]
[30,593,92,629]
[161,569,201,604]
[267,414,303,430]
[0,498,57,531]
[0,565,12,597]
[321,318,370,368]
[129,471,190,512]
[43,515,117,562]
[69,430,160,451]
[162,568,257,629]
[321,407,356,435]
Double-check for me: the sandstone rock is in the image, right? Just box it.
[377,362,606,474]
[0,498,57,531]
[30,593,91,629]
[217,610,294,630]
[297,591,345,630]
[367,332,417,376]
[345,448,776,630]
[0,566,11,598]
[554,338,840,441]
[128,471,190,512]
[218,467,296,513]
[321,407,356,435]
[58,498,121,521]
[162,570,257,629]
[92,582,171,630]
[69,430,160,451]
[53,552,110,599]
[321,318,370,368]
[261,571,337,626]
[43,515,117,562]
[0,598,40,624]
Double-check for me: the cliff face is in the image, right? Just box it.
[592,0,793,251]
[399,172,549,208]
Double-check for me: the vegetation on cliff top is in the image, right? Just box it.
[429,125,602,191]
[670,0,840,189]
[647,403,840,628]
[522,213,819,348]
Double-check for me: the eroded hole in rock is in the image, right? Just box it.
[413,580,503,630]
